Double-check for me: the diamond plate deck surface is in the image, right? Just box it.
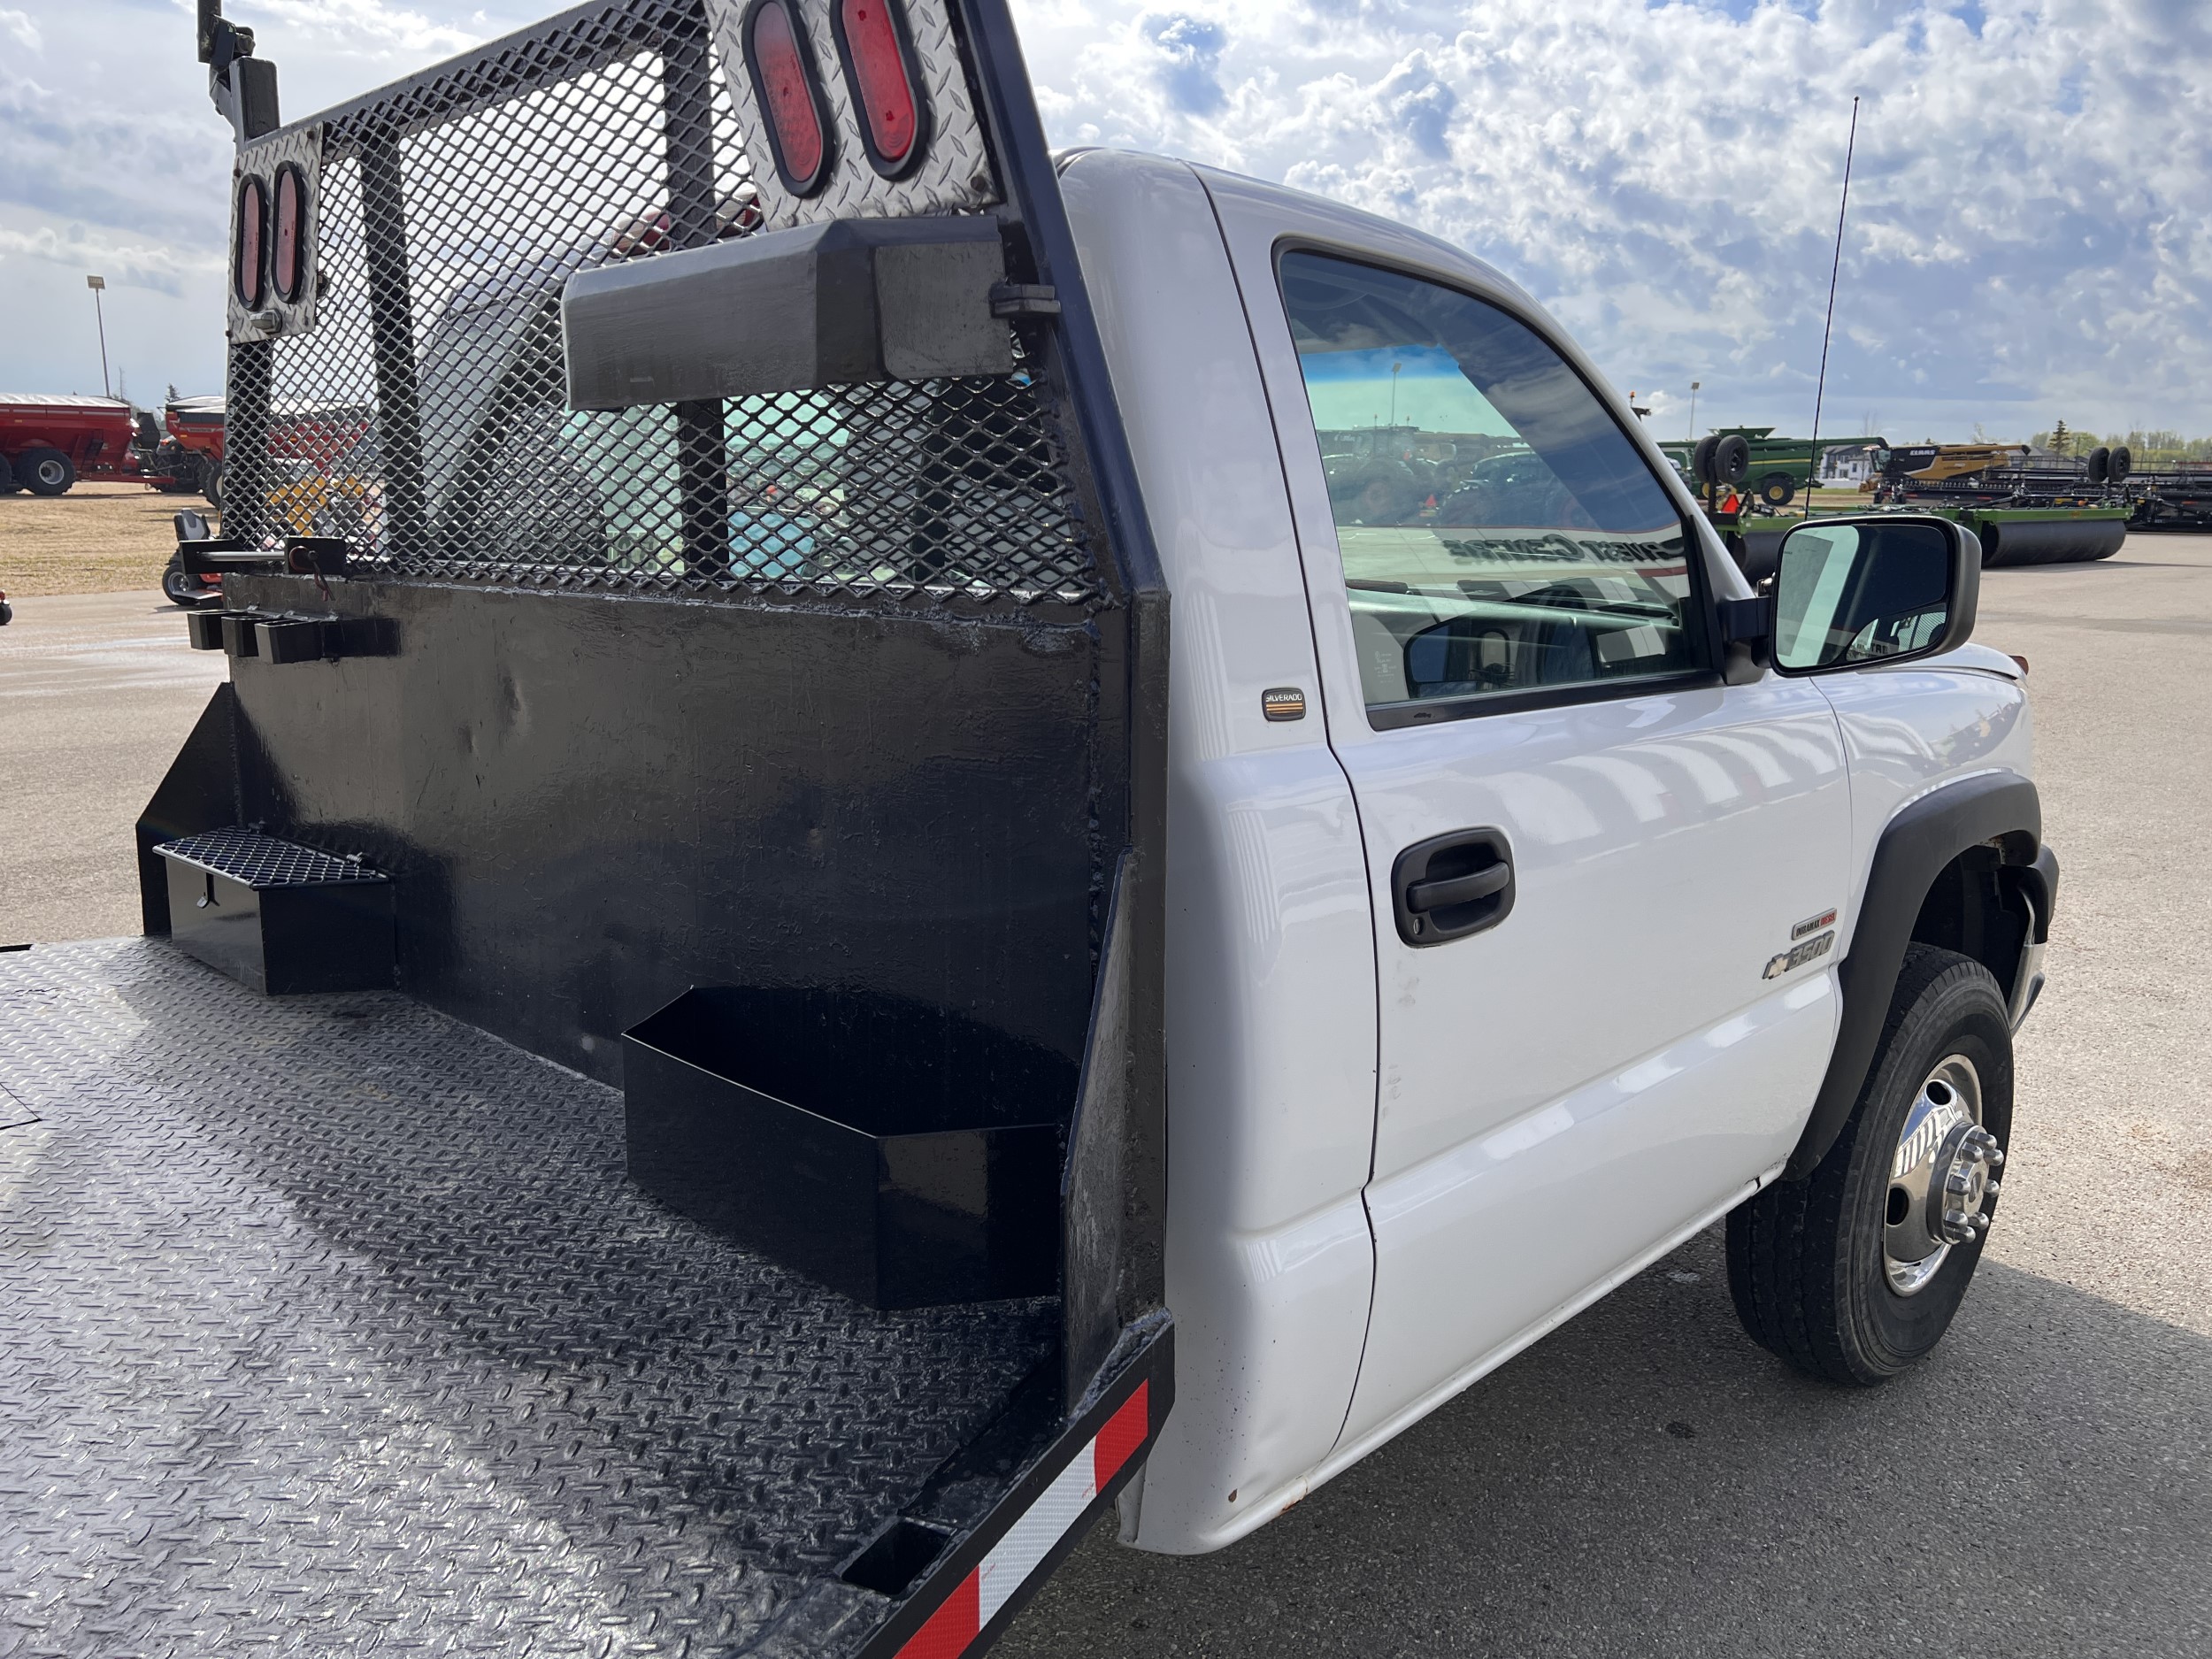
[0,939,1056,1657]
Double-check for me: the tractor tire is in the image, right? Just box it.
[19,448,75,495]
[1726,945,2013,1386]
[1714,434,1752,488]
[0,452,17,494]
[203,463,225,511]
[1692,435,1719,488]
[1757,473,1797,509]
[2110,445,2132,483]
[2085,446,2110,485]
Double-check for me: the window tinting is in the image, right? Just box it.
[1280,251,1702,713]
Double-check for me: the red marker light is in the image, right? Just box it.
[234,175,267,310]
[833,0,928,176]
[745,0,831,195]
[272,164,306,303]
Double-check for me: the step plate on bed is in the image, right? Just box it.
[0,940,1056,1657]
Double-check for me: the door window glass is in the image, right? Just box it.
[1279,251,1703,714]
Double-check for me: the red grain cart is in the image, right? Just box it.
[143,396,227,506]
[0,394,143,495]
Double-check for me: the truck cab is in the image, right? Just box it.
[1056,151,2047,1549]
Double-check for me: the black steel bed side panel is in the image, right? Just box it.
[135,682,242,937]
[216,574,1108,1080]
[955,0,1172,1391]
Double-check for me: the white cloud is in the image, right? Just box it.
[0,223,220,297]
[241,0,480,58]
[2,0,2208,434]
[1013,0,2212,436]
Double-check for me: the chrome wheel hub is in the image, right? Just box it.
[1884,1055,2001,1296]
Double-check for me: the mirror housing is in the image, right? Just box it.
[1769,514,1978,675]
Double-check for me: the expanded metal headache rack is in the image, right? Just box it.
[218,0,1110,611]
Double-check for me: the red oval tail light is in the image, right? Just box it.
[833,0,929,177]
[234,175,267,311]
[272,164,307,303]
[744,0,832,196]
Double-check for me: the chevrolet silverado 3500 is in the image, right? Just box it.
[0,2,2054,1654]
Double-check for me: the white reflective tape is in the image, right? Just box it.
[974,1442,1097,1626]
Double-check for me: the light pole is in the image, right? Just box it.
[1687,380,1700,445]
[87,275,111,398]
[1388,360,1402,429]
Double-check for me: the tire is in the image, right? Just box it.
[2109,445,2132,483]
[203,462,225,511]
[1692,435,1719,487]
[19,448,74,495]
[2085,445,2110,485]
[1727,944,2014,1386]
[1757,472,1797,509]
[0,452,16,494]
[161,553,203,607]
[1714,434,1752,488]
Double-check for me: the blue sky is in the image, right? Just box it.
[4,0,2207,442]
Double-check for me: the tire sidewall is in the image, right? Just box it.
[1832,958,2014,1379]
[23,450,73,495]
[161,554,200,606]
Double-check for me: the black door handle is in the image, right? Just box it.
[1405,863,1510,913]
[1391,828,1514,947]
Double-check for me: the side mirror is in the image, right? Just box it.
[1770,515,1978,673]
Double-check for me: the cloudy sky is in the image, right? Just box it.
[3,0,2204,441]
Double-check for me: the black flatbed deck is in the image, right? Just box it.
[0,939,1057,1657]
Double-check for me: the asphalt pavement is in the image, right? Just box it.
[0,592,227,948]
[2,545,2207,1655]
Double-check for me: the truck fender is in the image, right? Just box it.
[1785,771,2042,1179]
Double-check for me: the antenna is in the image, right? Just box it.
[1805,96,1859,518]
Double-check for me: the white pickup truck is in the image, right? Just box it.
[0,2,2053,1654]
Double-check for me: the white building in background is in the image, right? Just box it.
[1818,443,1878,485]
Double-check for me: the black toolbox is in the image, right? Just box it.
[623,987,1070,1310]
[154,827,396,995]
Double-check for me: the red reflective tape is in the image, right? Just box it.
[1091,1380,1149,1491]
[895,1568,979,1659]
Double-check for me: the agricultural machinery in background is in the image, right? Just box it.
[0,392,226,504]
[1677,427,2131,572]
[1658,426,1875,510]
[1870,439,2212,533]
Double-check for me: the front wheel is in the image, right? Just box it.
[1727,945,2014,1386]
[202,462,224,511]
[161,553,203,607]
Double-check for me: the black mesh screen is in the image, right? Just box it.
[223,0,1107,608]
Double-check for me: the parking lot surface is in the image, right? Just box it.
[2,541,2207,1656]
[0,591,227,947]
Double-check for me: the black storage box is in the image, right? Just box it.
[155,827,396,995]
[623,987,1071,1309]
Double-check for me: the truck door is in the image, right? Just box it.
[1204,179,1853,1447]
